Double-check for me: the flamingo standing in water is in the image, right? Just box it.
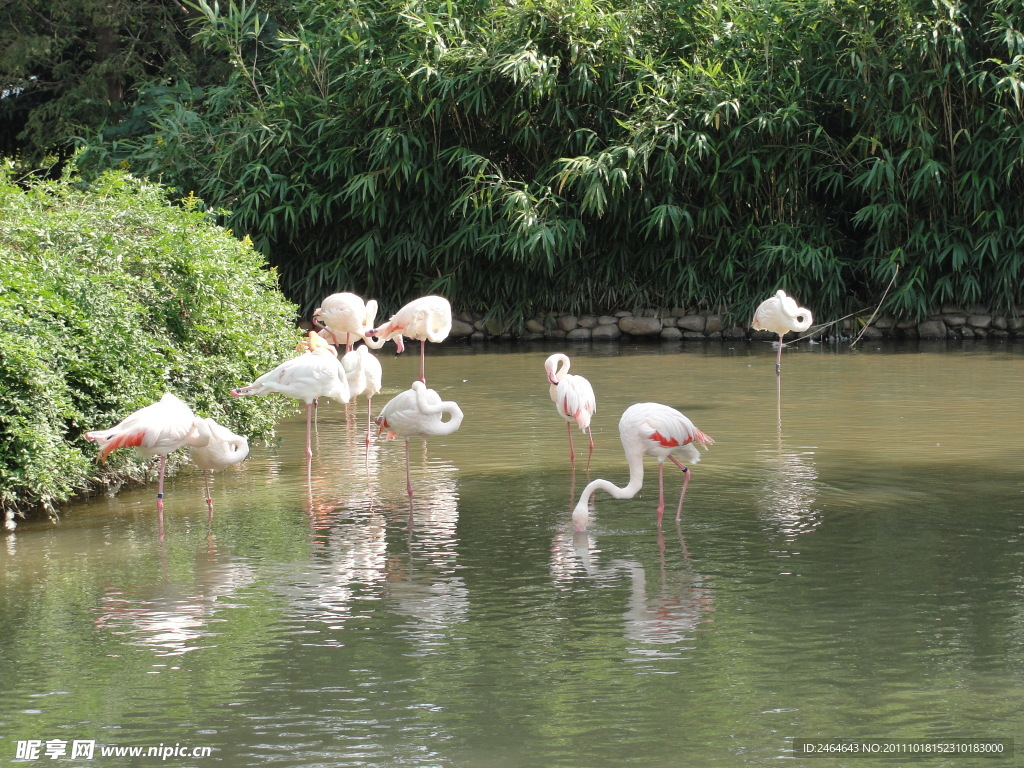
[751,290,814,373]
[313,292,380,352]
[544,353,597,470]
[367,295,452,383]
[571,403,714,532]
[375,380,463,498]
[188,418,249,509]
[230,336,350,460]
[342,344,384,458]
[85,393,210,512]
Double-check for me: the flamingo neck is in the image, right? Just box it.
[414,384,464,435]
[571,448,645,530]
[547,354,570,385]
[432,404,464,435]
[184,420,212,449]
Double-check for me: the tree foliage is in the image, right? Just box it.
[0,163,299,521]
[0,1,216,160]
[15,0,1024,324]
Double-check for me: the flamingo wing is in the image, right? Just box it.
[557,374,596,431]
[85,393,200,461]
[630,403,713,461]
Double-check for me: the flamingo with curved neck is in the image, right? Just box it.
[751,290,814,373]
[544,353,597,469]
[188,417,249,509]
[375,380,463,498]
[572,402,713,532]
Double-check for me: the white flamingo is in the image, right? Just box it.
[544,353,597,470]
[342,344,384,457]
[188,418,249,509]
[85,393,210,512]
[230,339,350,460]
[313,292,381,352]
[751,290,813,373]
[572,403,714,532]
[375,380,463,498]
[367,295,452,383]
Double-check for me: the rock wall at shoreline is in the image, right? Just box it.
[448,305,1024,342]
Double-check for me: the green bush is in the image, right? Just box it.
[0,162,299,523]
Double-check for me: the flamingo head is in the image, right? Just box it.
[544,353,568,385]
[367,323,405,354]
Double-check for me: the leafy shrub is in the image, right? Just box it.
[0,162,299,523]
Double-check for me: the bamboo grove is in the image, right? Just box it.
[64,0,1024,326]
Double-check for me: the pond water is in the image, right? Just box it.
[2,339,1024,767]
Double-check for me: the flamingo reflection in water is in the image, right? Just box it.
[550,523,713,647]
[95,553,256,657]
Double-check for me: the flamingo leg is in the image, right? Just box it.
[776,333,784,374]
[156,455,167,512]
[419,339,427,383]
[566,422,576,469]
[305,403,313,461]
[656,461,666,524]
[204,469,213,509]
[586,426,595,471]
[668,456,692,521]
[405,438,414,498]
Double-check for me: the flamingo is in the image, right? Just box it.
[188,418,249,509]
[751,290,813,373]
[571,403,714,532]
[544,353,597,470]
[367,295,452,383]
[85,393,210,512]
[312,292,380,353]
[375,380,464,498]
[230,339,350,460]
[342,344,384,457]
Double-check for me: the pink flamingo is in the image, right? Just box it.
[312,292,379,352]
[544,353,597,470]
[188,418,249,509]
[85,393,210,512]
[571,403,714,532]
[367,295,452,383]
[375,381,463,498]
[751,290,813,373]
[230,338,350,460]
